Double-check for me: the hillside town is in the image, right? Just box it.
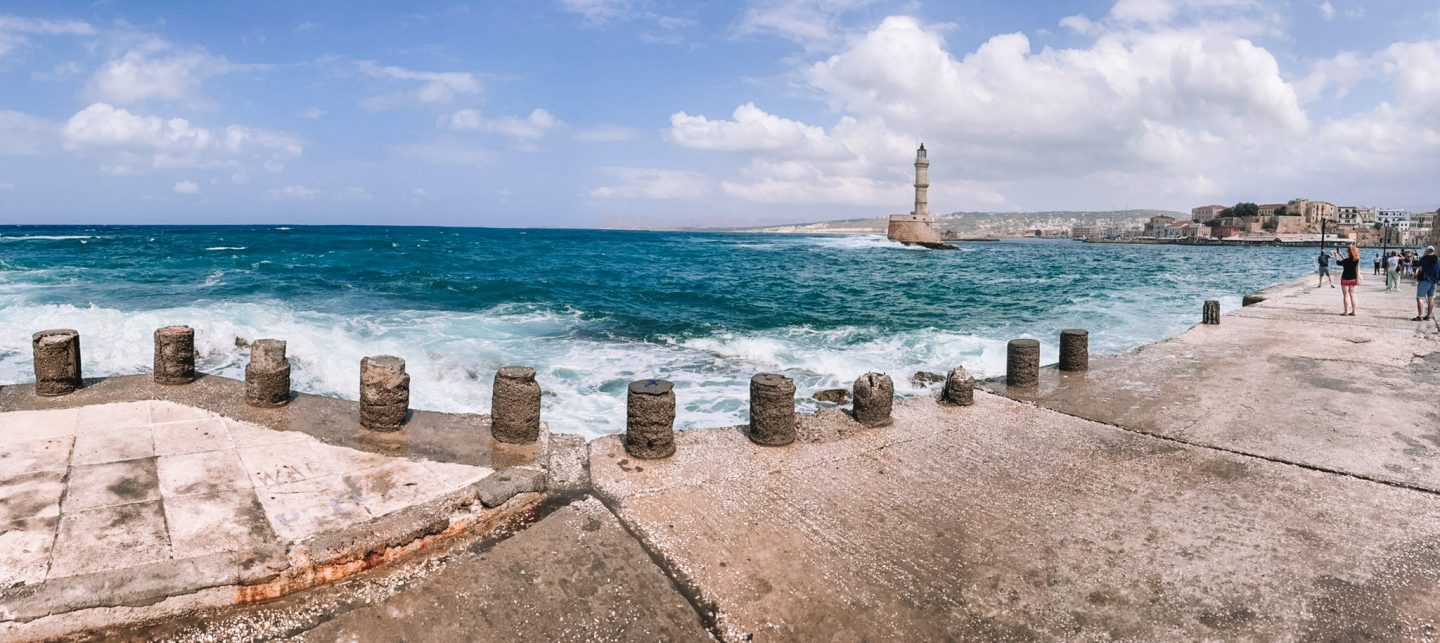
[1072,198,1440,247]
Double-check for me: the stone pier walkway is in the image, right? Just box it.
[6,275,1440,641]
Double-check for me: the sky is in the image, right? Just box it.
[0,0,1437,227]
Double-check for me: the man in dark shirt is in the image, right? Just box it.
[1414,245,1438,321]
[1317,250,1334,288]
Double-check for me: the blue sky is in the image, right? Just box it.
[1,0,1436,227]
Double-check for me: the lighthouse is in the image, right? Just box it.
[886,143,950,248]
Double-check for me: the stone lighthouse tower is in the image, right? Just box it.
[912,143,930,220]
[886,143,949,247]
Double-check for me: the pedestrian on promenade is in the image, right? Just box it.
[1317,249,1335,288]
[1374,254,1382,275]
[1338,244,1361,315]
[1387,252,1401,290]
[1414,245,1438,321]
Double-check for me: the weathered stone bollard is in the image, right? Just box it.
[32,329,81,396]
[749,373,796,446]
[360,355,409,431]
[1006,339,1041,387]
[626,379,675,459]
[852,372,894,428]
[940,367,975,406]
[1242,293,1266,307]
[492,366,542,444]
[1059,329,1089,372]
[1202,300,1221,325]
[245,339,291,407]
[153,325,196,385]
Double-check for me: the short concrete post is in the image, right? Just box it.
[153,325,196,385]
[1059,329,1089,372]
[245,339,291,407]
[1006,339,1040,387]
[748,373,796,446]
[852,372,894,428]
[360,355,409,431]
[626,379,675,459]
[1242,293,1266,307]
[32,329,81,396]
[1202,300,1221,325]
[940,367,975,406]
[492,366,541,444]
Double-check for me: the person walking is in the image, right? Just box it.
[1317,249,1335,288]
[1387,252,1401,290]
[1415,245,1438,321]
[1374,253,1382,275]
[1338,244,1361,316]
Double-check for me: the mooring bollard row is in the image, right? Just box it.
[1006,338,1040,387]
[1059,329,1089,372]
[32,329,82,397]
[940,367,975,406]
[360,355,410,430]
[749,372,796,446]
[492,366,542,444]
[245,339,291,407]
[1202,300,1221,325]
[153,325,196,385]
[852,372,894,428]
[626,379,675,459]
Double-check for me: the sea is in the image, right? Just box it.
[0,226,1320,438]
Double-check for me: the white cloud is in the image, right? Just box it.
[735,0,877,50]
[669,102,850,159]
[61,103,302,173]
[589,167,713,199]
[443,108,562,144]
[86,39,257,105]
[267,185,321,200]
[1319,2,1336,21]
[173,180,199,194]
[0,16,94,59]
[358,61,480,111]
[558,0,635,25]
[1059,15,1099,34]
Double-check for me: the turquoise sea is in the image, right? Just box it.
[0,226,1318,437]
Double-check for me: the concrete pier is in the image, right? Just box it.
[1058,329,1088,372]
[244,339,291,407]
[491,366,542,444]
[31,329,81,396]
[625,379,675,459]
[940,367,974,406]
[851,372,893,427]
[1006,338,1040,386]
[1203,299,1221,324]
[748,373,796,446]
[359,355,409,430]
[152,325,196,385]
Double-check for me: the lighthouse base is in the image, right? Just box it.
[887,215,955,249]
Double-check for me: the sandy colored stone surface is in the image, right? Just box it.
[987,276,1440,492]
[591,394,1440,641]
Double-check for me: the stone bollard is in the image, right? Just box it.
[245,339,291,407]
[492,366,542,444]
[1006,339,1041,387]
[360,355,409,431]
[1059,329,1089,372]
[852,372,894,428]
[153,325,196,385]
[1242,293,1266,307]
[32,329,82,396]
[940,367,975,406]
[748,373,796,446]
[626,379,675,459]
[1202,300,1221,325]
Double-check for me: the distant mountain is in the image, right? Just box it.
[728,209,1180,236]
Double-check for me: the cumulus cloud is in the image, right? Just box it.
[61,103,302,174]
[358,61,480,111]
[443,108,562,146]
[1319,2,1336,21]
[0,15,94,59]
[735,0,877,50]
[589,167,713,199]
[669,103,850,159]
[173,180,199,194]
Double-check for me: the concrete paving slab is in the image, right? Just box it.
[591,395,1440,641]
[254,474,372,543]
[0,436,73,475]
[148,400,214,424]
[163,490,274,559]
[150,417,232,456]
[0,408,76,442]
[156,449,252,498]
[74,402,150,433]
[0,471,64,523]
[0,517,58,587]
[235,441,332,488]
[63,458,162,511]
[70,424,153,466]
[338,460,441,518]
[49,500,171,579]
[986,277,1440,493]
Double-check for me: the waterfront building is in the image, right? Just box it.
[1190,205,1225,223]
[1377,208,1410,231]
[1143,215,1176,238]
[1257,203,1286,216]
[1336,205,1377,227]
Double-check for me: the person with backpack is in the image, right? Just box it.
[1414,245,1438,321]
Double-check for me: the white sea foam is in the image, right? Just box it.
[0,297,1026,440]
[0,235,99,241]
[205,246,247,251]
